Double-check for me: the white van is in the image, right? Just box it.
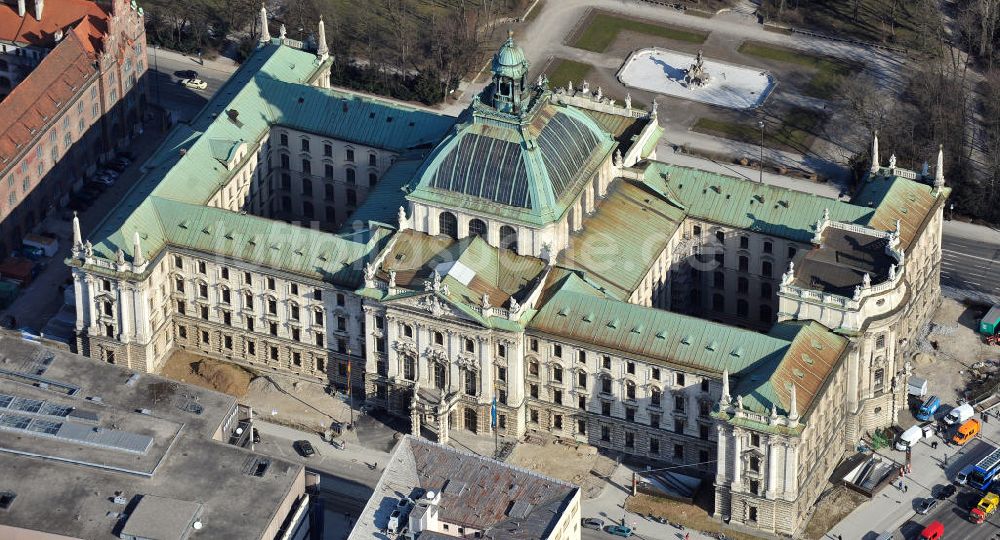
[945,403,975,425]
[956,464,975,485]
[896,425,924,451]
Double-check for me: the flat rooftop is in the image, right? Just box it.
[793,228,894,296]
[350,435,578,540]
[0,334,305,540]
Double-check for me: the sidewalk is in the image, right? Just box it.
[151,46,238,76]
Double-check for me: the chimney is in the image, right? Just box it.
[34,0,43,21]
[17,0,25,17]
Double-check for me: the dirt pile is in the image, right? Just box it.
[190,360,251,397]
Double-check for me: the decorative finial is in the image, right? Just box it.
[364,262,375,285]
[720,369,731,406]
[614,149,623,167]
[823,207,830,221]
[567,80,573,93]
[509,297,520,313]
[651,99,658,117]
[934,144,945,189]
[888,153,897,170]
[397,206,408,230]
[132,231,145,267]
[116,248,126,267]
[316,14,329,60]
[83,240,93,258]
[482,293,491,310]
[432,270,442,292]
[596,86,603,101]
[72,211,82,249]
[870,131,879,174]
[259,4,271,43]
[388,270,397,289]
[508,28,514,40]
[625,93,631,110]
[853,285,863,300]
[279,23,286,39]
[862,272,871,288]
[788,383,799,425]
[889,263,896,281]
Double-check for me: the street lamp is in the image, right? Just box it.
[757,120,765,183]
[347,347,354,430]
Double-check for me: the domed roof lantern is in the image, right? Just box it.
[488,30,531,114]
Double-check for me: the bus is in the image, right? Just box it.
[968,446,1000,491]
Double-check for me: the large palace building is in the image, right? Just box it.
[0,0,149,254]
[66,20,948,537]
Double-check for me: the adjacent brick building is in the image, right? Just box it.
[0,0,148,254]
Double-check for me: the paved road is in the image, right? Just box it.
[941,235,1000,297]
[146,47,236,123]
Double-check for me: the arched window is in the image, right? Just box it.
[499,225,517,253]
[325,184,334,201]
[302,178,312,196]
[739,255,749,272]
[651,387,661,407]
[403,355,416,380]
[369,172,378,186]
[301,158,311,174]
[346,168,356,184]
[712,294,724,312]
[438,212,458,239]
[625,380,636,400]
[713,272,724,289]
[737,277,748,294]
[468,219,487,238]
[760,282,772,299]
[759,304,773,322]
[737,299,749,317]
[303,201,314,219]
[434,362,446,389]
[600,374,612,394]
[761,260,773,278]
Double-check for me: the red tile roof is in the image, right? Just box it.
[0,24,97,165]
[0,0,108,49]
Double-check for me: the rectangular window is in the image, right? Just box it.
[530,339,539,352]
[674,444,684,459]
[244,272,252,285]
[553,344,562,357]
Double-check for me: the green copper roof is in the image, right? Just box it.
[92,197,387,288]
[530,287,790,377]
[854,169,948,250]
[558,178,685,299]
[643,162,873,242]
[492,33,529,80]
[408,102,615,226]
[342,158,425,230]
[83,42,454,271]
[530,278,850,422]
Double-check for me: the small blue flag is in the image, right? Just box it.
[491,395,498,429]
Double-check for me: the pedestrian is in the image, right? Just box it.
[838,535,843,540]
[932,441,938,449]
[904,484,908,492]
[685,534,690,540]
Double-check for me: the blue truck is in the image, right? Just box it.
[916,395,941,421]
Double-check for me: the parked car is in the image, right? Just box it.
[937,483,957,498]
[919,521,943,540]
[174,69,198,78]
[605,525,633,538]
[294,440,316,457]
[917,497,939,515]
[181,78,208,90]
[581,518,603,530]
[945,403,975,425]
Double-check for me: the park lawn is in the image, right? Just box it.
[572,12,708,52]
[691,107,826,154]
[759,0,940,50]
[545,59,594,92]
[738,41,859,99]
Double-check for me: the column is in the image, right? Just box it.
[416,324,428,385]
[73,273,86,331]
[117,282,133,343]
[479,336,491,400]
[765,437,779,498]
[715,424,729,486]
[385,316,399,378]
[411,405,421,435]
[132,285,147,342]
[86,276,99,334]
[439,410,449,443]
[784,443,798,500]
[731,429,742,490]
